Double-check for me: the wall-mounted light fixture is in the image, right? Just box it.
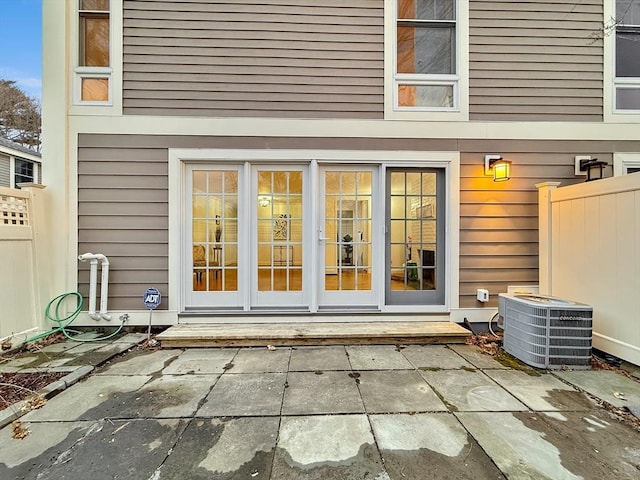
[577,157,608,182]
[259,196,270,207]
[485,155,511,182]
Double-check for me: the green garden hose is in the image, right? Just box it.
[25,292,126,344]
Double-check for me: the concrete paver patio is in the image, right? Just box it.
[1,340,639,479]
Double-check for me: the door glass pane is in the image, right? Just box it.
[257,171,303,292]
[324,171,372,291]
[389,171,437,292]
[192,170,238,292]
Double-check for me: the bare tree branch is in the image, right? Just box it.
[0,79,41,152]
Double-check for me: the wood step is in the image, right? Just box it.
[156,321,471,348]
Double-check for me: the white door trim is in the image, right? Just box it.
[169,149,460,314]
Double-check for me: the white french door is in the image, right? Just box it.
[318,166,379,308]
[185,165,244,309]
[251,165,310,309]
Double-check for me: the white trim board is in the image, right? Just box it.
[68,115,640,141]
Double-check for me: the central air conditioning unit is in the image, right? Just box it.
[498,294,592,370]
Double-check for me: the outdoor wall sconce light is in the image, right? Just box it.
[259,196,270,207]
[485,155,511,182]
[578,157,608,182]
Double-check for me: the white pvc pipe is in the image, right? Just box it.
[78,253,111,321]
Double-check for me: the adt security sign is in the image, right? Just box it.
[143,287,161,310]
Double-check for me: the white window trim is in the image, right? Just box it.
[614,153,640,176]
[604,0,640,122]
[384,0,469,121]
[70,0,123,115]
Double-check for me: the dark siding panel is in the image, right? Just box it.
[469,0,604,121]
[122,0,384,119]
[77,143,169,310]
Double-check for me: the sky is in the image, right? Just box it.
[0,0,42,100]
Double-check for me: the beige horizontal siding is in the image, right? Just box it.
[78,143,169,310]
[469,0,604,122]
[123,0,384,119]
[78,134,640,311]
[457,146,613,308]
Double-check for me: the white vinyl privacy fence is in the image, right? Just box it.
[0,185,49,342]
[538,174,640,365]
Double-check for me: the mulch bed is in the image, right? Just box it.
[0,372,66,411]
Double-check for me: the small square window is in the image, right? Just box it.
[81,77,109,101]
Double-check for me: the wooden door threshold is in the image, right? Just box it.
[156,321,471,348]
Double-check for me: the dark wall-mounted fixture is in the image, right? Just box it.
[484,155,511,182]
[578,158,608,182]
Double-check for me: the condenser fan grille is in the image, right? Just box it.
[499,294,592,370]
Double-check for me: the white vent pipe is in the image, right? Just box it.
[78,252,112,321]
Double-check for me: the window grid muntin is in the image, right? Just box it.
[324,171,372,291]
[192,170,239,293]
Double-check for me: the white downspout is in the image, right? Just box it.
[78,253,112,321]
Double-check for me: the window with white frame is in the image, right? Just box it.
[14,159,36,187]
[395,0,458,110]
[614,153,640,175]
[615,0,640,111]
[76,0,111,103]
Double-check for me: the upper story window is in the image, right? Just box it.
[395,0,458,110]
[615,0,640,111]
[14,159,35,187]
[76,0,111,103]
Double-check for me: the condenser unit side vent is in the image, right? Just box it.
[499,294,592,370]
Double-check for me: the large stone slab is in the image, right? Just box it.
[0,419,184,480]
[448,344,510,369]
[457,411,640,480]
[346,345,414,370]
[158,417,279,480]
[282,371,363,415]
[554,370,640,408]
[96,349,181,376]
[419,369,528,412]
[111,332,148,344]
[92,374,218,419]
[227,347,291,373]
[197,373,286,416]
[36,341,83,354]
[401,345,476,370]
[272,415,387,479]
[370,413,505,479]
[358,370,447,413]
[486,370,593,411]
[63,341,138,367]
[162,348,238,375]
[289,346,351,372]
[21,374,151,421]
